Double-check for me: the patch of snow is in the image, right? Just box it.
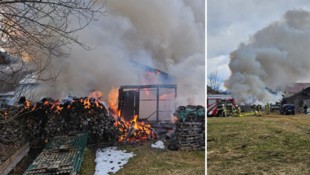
[94,147,135,175]
[151,140,165,149]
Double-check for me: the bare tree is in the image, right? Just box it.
[207,71,223,92]
[0,0,104,96]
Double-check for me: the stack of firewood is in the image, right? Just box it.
[0,97,117,148]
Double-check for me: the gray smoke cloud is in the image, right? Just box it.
[31,0,205,106]
[226,9,310,103]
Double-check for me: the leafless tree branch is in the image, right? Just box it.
[207,71,224,92]
[0,0,105,97]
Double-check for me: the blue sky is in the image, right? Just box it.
[207,0,310,89]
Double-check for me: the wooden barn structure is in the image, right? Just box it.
[282,87,310,112]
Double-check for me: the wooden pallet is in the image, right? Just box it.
[0,142,30,175]
[175,119,205,151]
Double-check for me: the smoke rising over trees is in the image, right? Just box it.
[226,9,310,103]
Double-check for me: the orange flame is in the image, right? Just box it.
[159,92,175,100]
[114,114,155,143]
[31,103,37,111]
[88,90,103,101]
[83,98,91,109]
[108,88,119,115]
[95,101,103,109]
[19,88,156,143]
[25,100,31,108]
[55,106,63,112]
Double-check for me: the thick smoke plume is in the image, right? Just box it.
[31,0,204,106]
[226,9,310,103]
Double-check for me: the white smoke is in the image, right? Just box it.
[31,0,205,106]
[226,9,310,103]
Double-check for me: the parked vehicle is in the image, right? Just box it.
[271,102,281,112]
[280,104,295,115]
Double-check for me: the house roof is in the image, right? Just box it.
[285,83,310,95]
[285,86,310,99]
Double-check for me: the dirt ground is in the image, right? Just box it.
[207,113,310,175]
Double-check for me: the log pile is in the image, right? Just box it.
[0,97,116,149]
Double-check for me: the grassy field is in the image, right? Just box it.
[81,143,205,175]
[207,113,310,175]
[12,142,204,175]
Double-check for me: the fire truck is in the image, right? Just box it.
[207,94,237,117]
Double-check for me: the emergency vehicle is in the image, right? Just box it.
[207,94,237,117]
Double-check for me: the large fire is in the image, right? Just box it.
[16,89,156,144]
[107,88,119,116]
[107,88,156,143]
[114,115,155,142]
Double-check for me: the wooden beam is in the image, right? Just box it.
[0,143,30,175]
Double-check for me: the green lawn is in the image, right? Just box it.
[81,143,205,175]
[208,114,310,175]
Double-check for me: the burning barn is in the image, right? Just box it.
[116,62,177,123]
[118,84,177,122]
[0,0,205,173]
[0,59,205,174]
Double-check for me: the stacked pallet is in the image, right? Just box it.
[173,105,205,151]
[23,133,88,175]
[175,121,205,151]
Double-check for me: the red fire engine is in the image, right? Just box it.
[207,94,237,117]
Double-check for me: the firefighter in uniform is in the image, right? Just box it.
[265,103,270,114]
[222,104,227,117]
[237,105,241,117]
[217,102,227,117]
[304,104,308,114]
[257,104,262,116]
[234,105,241,117]
[252,104,257,115]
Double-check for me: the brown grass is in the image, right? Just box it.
[207,113,310,175]
[114,143,205,175]
[79,142,205,175]
[80,147,96,175]
[9,142,204,175]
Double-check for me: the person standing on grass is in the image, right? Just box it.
[265,103,270,114]
[252,104,257,115]
[257,104,262,116]
[304,104,308,114]
[222,104,227,117]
